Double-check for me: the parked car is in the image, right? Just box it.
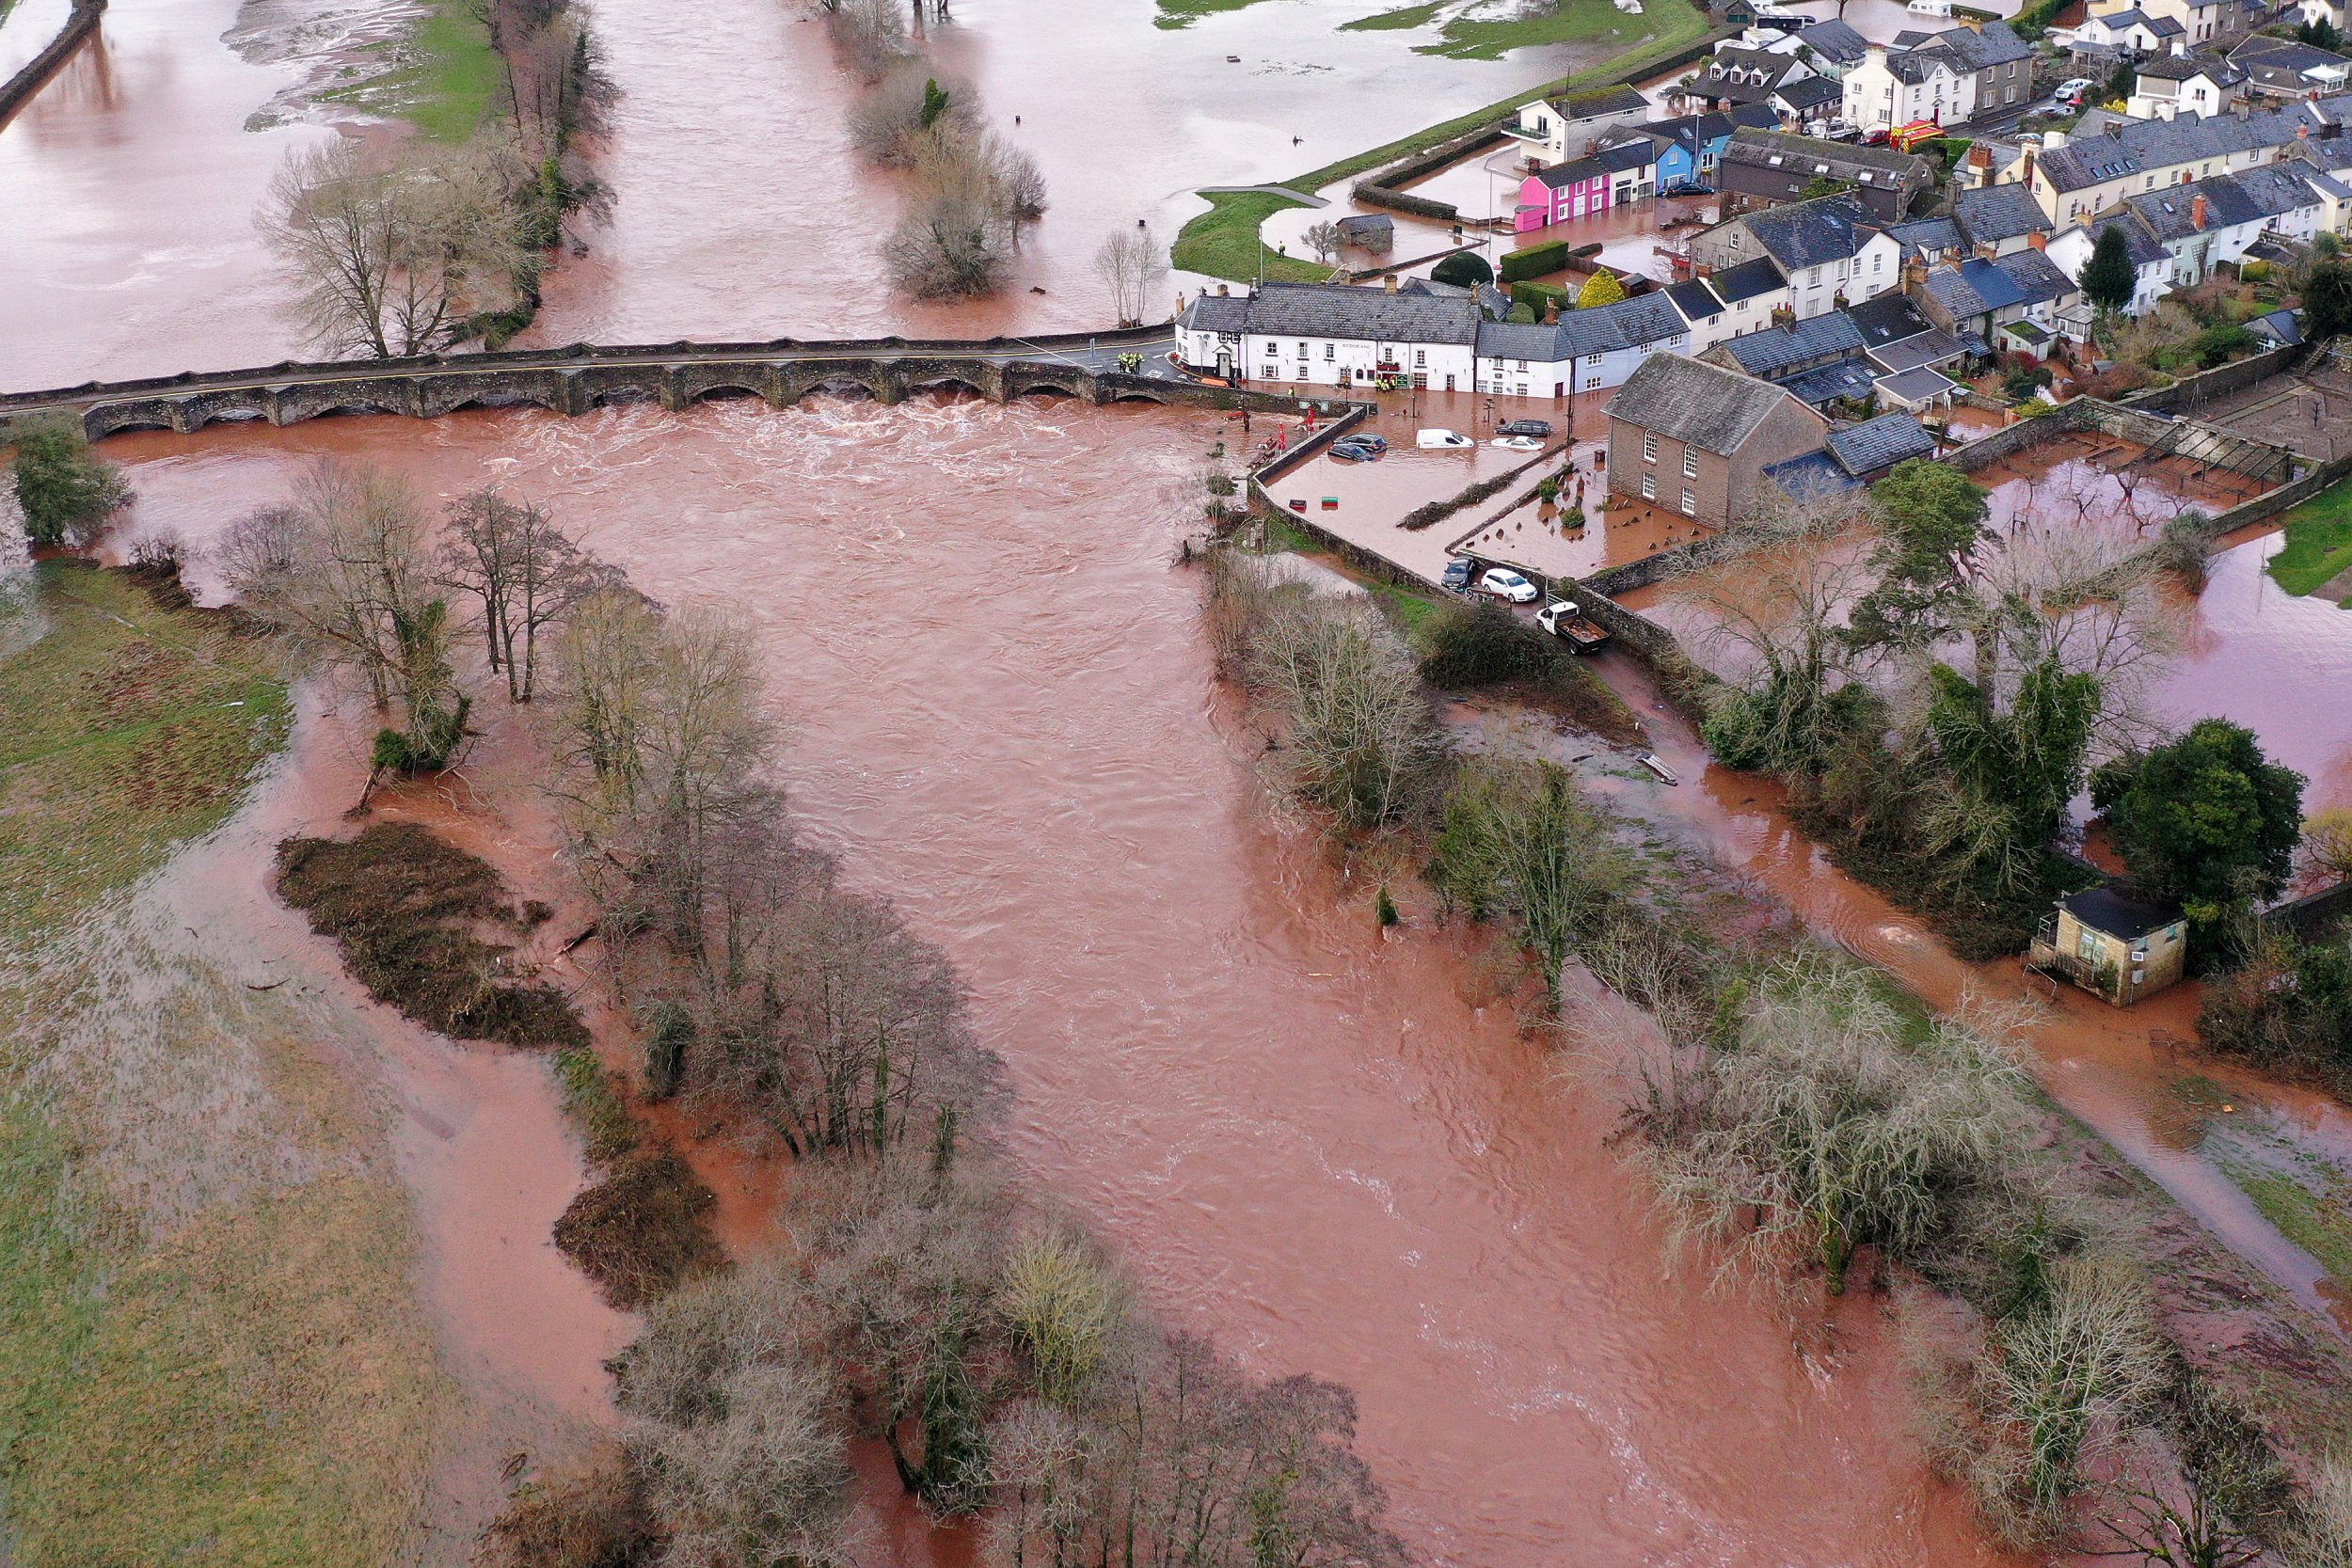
[1489,435,1543,451]
[1343,432,1388,452]
[1498,419,1552,438]
[1536,598,1612,653]
[1327,439,1379,462]
[1416,428,1473,449]
[1441,557,1475,593]
[1478,567,1539,604]
[2055,78,2093,108]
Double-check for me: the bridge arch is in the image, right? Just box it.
[1002,367,1101,404]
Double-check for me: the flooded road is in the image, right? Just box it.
[100,395,2011,1568]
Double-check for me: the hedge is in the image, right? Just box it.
[1510,280,1569,314]
[1501,239,1571,282]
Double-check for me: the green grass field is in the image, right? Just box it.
[1415,0,1708,61]
[1153,0,1279,25]
[327,0,502,142]
[1342,1,1450,30]
[0,562,454,1567]
[2266,481,2352,603]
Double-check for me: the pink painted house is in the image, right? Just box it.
[1513,141,1656,232]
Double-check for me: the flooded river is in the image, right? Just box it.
[101,395,2011,1567]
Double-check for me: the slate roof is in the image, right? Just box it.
[1538,85,1650,119]
[2137,53,2244,85]
[1885,50,1958,85]
[2037,105,2320,194]
[1711,44,1804,82]
[1826,412,1936,475]
[2059,887,2182,941]
[1559,293,1690,356]
[1597,140,1657,174]
[1738,193,1881,268]
[1604,354,1815,452]
[1336,214,1392,240]
[1708,254,1789,304]
[1761,450,1861,499]
[1534,155,1610,190]
[1873,365,1963,405]
[2069,213,2168,271]
[1991,246,2078,305]
[1665,278,1726,321]
[1929,20,2029,71]
[1885,214,1964,261]
[1953,182,2052,246]
[1474,319,1576,361]
[1775,75,1846,112]
[1714,311,1867,376]
[1867,326,1970,374]
[1780,358,1882,406]
[1795,18,1867,63]
[1192,282,1481,343]
[1723,128,1934,188]
[1179,292,1251,333]
[2250,307,2305,345]
[2230,33,2352,89]
[2124,162,2327,241]
[1924,249,2074,316]
[1843,291,1931,348]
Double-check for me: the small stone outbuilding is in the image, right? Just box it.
[2028,888,2188,1007]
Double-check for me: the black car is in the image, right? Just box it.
[1498,419,1552,438]
[1440,558,1474,593]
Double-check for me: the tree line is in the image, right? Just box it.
[260,0,614,356]
[197,458,1406,1567]
[1196,528,2352,1563]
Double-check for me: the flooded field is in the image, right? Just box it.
[95,394,2012,1567]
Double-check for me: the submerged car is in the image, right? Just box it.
[1498,419,1552,438]
[1489,435,1544,451]
[1327,440,1377,462]
[1416,428,1473,449]
[1478,567,1538,604]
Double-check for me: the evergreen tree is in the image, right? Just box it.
[2091,719,2305,927]
[2080,225,2137,313]
[1576,268,1627,309]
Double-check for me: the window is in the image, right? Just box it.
[1641,472,1658,499]
[1586,352,1603,366]
[2075,927,2100,962]
[1414,349,1426,367]
[1297,341,1308,357]
[1682,448,1699,479]
[1323,342,1334,359]
[1809,266,1823,285]
[1643,431,1659,461]
[1680,486,1697,515]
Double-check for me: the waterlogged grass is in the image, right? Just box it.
[1153,0,1279,26]
[1343,0,1450,30]
[2217,1139,2352,1291]
[2265,482,2352,601]
[1416,0,1707,61]
[327,0,501,141]
[1172,190,1333,287]
[0,562,289,947]
[0,562,453,1566]
[1176,16,1728,281]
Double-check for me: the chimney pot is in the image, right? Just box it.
[1544,295,1560,323]
[1385,273,1398,293]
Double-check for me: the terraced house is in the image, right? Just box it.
[1604,354,1830,526]
[1687,192,1899,319]
[2026,101,2345,226]
[1719,128,1936,220]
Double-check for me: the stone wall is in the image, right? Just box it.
[2118,343,2308,417]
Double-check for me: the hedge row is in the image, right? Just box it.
[1501,240,1571,282]
[1358,187,1459,221]
[1510,279,1569,314]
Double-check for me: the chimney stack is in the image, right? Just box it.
[2026,230,2046,250]
[1544,294,1560,324]
[1384,273,1398,293]
[2022,145,2036,183]
[2191,192,2208,230]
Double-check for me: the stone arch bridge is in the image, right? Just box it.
[0,325,1295,441]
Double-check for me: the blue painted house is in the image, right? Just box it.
[1597,104,1777,194]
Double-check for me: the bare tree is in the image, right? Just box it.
[827,0,910,79]
[1093,225,1168,328]
[1243,594,1446,834]
[260,135,528,359]
[2305,808,2352,885]
[437,486,608,701]
[1304,220,1343,263]
[848,65,980,166]
[883,189,1011,298]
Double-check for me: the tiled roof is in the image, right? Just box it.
[1885,50,1956,84]
[1775,76,1845,111]
[2067,213,2168,271]
[2250,307,2305,345]
[1597,140,1656,174]
[1714,311,1866,376]
[1534,156,1609,189]
[1604,353,1816,453]
[1474,319,1575,361]
[2136,53,2244,85]
[1708,254,1788,304]
[1761,450,1862,499]
[1556,293,1690,356]
[1739,192,1881,268]
[1953,182,2051,245]
[1779,357,1881,406]
[1542,85,1650,118]
[1212,282,1482,344]
[2227,34,2352,78]
[1826,412,1936,475]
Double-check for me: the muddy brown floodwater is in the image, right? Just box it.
[102,394,2016,1567]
